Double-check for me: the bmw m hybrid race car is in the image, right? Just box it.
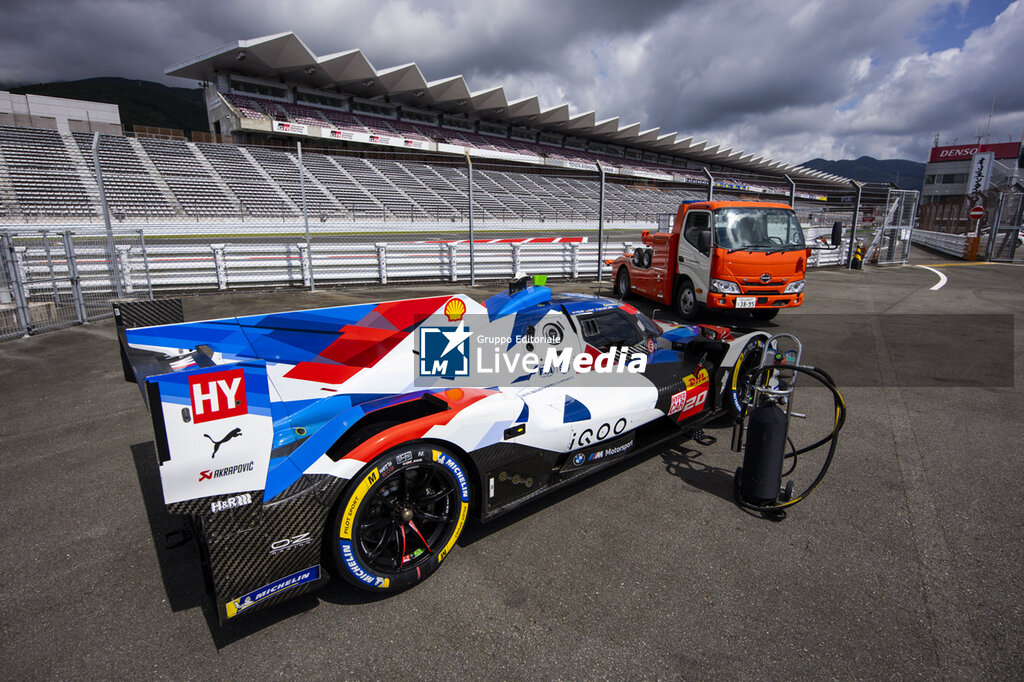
[116,278,785,623]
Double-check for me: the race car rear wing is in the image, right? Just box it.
[113,298,222,404]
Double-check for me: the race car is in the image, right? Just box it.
[116,278,773,623]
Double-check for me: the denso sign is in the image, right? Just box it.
[929,142,1021,163]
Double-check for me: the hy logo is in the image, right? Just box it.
[419,299,470,377]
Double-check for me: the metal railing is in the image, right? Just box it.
[2,227,853,340]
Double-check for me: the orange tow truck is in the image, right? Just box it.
[611,200,838,321]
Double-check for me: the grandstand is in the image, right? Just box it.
[0,32,860,228]
[0,125,714,223]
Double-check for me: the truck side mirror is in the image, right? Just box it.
[831,221,843,247]
[697,230,711,253]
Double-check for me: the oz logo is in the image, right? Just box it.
[418,319,472,377]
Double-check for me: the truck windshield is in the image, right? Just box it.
[713,208,805,251]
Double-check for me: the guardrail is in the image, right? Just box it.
[2,230,853,340]
[911,230,968,258]
[11,236,855,294]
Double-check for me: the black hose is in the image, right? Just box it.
[734,364,846,513]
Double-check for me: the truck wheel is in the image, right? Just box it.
[750,309,779,321]
[640,248,652,269]
[674,279,699,320]
[616,268,631,298]
[329,443,470,592]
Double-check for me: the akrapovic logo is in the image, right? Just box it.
[199,461,254,482]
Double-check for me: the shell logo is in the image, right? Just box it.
[444,298,466,322]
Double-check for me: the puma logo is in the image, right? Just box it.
[204,427,242,458]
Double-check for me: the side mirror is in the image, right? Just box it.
[831,221,843,247]
[697,230,711,253]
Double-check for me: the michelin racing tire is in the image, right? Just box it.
[725,336,768,419]
[329,443,470,592]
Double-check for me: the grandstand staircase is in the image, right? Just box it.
[324,157,388,216]
[358,161,427,219]
[285,154,346,215]
[186,141,243,208]
[391,163,461,216]
[236,147,300,213]
[420,165,483,218]
[60,133,103,214]
[128,138,185,214]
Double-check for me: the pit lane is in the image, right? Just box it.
[1,245,1021,678]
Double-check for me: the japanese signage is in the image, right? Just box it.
[967,152,994,196]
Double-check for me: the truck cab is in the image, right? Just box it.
[612,201,809,321]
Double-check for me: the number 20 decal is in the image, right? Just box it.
[669,388,707,417]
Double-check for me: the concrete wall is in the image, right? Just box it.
[0,90,122,135]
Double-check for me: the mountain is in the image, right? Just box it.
[6,77,206,134]
[800,156,925,192]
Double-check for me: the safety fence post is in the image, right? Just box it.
[376,243,388,284]
[511,243,521,277]
[1,233,31,336]
[137,230,154,300]
[570,243,580,279]
[298,141,315,292]
[597,161,605,283]
[297,243,311,287]
[447,243,458,282]
[116,245,134,295]
[211,244,227,290]
[62,232,87,323]
[466,153,475,285]
[92,132,124,299]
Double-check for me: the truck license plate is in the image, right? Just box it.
[735,297,756,309]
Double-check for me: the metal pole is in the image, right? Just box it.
[985,192,1004,261]
[597,161,605,283]
[847,181,862,268]
[785,174,796,208]
[466,152,475,285]
[703,168,714,201]
[298,141,314,291]
[2,234,32,336]
[63,231,88,323]
[92,132,124,298]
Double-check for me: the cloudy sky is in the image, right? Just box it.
[2,0,1021,165]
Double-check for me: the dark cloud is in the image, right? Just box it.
[1,0,1020,165]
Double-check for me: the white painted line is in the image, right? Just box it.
[916,264,947,290]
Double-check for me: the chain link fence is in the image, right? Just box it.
[1,127,854,339]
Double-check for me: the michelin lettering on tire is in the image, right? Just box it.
[433,449,469,564]
[332,445,470,591]
[340,467,379,540]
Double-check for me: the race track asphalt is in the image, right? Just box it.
[1,246,1021,679]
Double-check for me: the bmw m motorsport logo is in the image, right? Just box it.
[225,565,320,619]
[418,320,471,377]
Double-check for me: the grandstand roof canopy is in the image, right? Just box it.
[166,32,848,185]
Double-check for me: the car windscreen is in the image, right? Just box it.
[713,208,805,251]
[578,309,642,351]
